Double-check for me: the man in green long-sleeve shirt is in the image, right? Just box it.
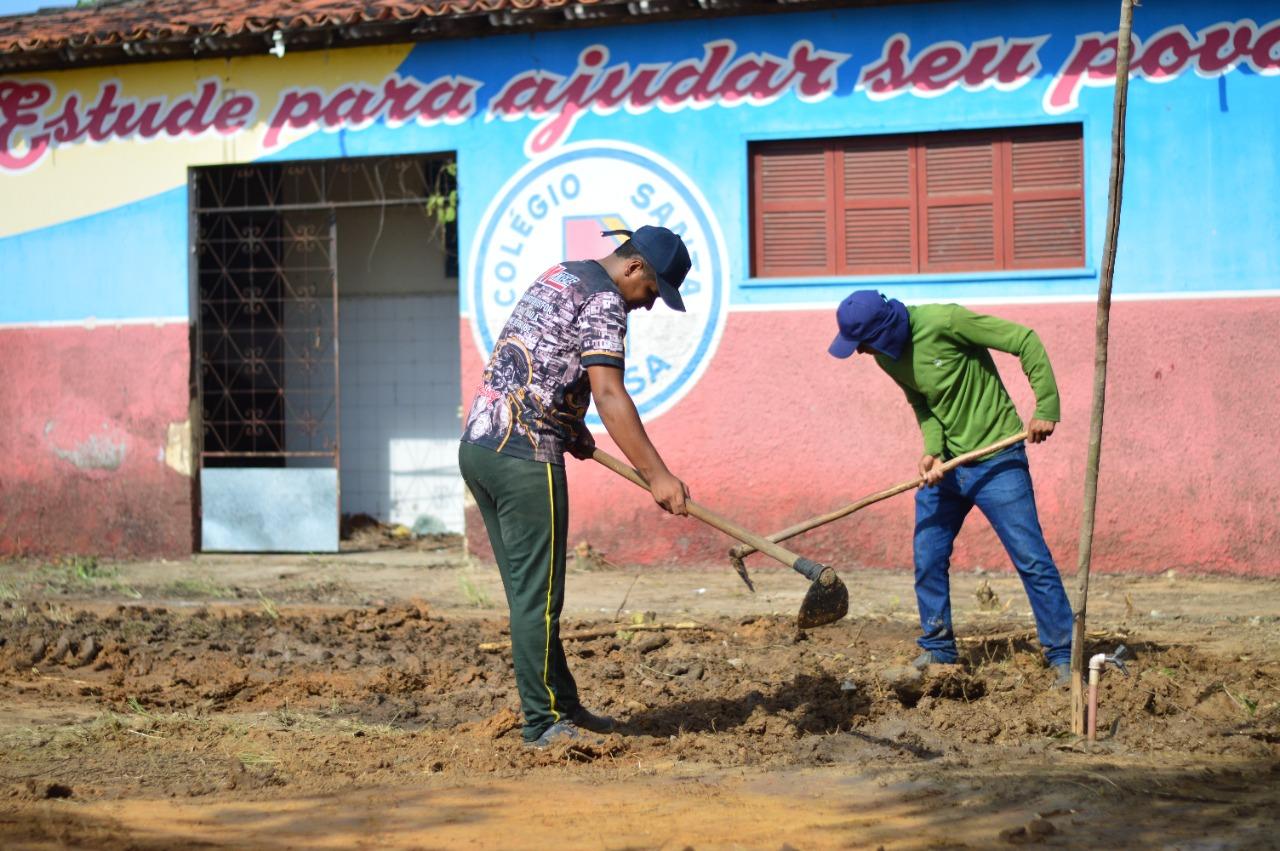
[829,291,1072,687]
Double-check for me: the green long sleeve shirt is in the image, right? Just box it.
[873,304,1060,460]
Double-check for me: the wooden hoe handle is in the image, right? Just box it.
[591,448,811,572]
[728,430,1031,561]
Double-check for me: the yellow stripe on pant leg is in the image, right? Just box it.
[542,463,560,722]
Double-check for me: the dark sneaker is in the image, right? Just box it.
[1051,661,1072,690]
[525,720,582,750]
[911,650,957,670]
[571,706,616,734]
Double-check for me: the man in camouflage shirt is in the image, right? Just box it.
[460,225,692,748]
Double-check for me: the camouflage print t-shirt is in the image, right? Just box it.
[462,260,627,464]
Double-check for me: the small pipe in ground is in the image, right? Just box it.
[1086,652,1108,741]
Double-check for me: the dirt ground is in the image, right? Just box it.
[1,540,1277,850]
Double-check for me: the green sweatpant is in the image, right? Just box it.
[458,441,580,741]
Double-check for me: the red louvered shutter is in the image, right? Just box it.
[752,143,834,276]
[837,137,916,274]
[749,125,1084,279]
[1004,126,1084,268]
[919,134,1000,272]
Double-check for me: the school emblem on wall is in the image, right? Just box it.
[468,141,729,424]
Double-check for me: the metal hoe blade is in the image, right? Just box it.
[793,559,849,629]
[588,448,843,624]
[728,556,755,592]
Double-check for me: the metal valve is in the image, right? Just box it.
[1104,644,1130,677]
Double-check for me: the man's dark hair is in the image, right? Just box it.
[612,240,654,277]
[613,240,643,260]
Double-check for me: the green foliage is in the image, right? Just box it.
[1222,685,1258,717]
[162,576,233,599]
[457,573,491,608]
[126,696,153,718]
[66,555,104,581]
[423,161,458,250]
[257,590,280,620]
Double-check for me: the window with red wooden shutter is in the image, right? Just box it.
[750,125,1084,278]
[751,143,833,276]
[1004,126,1085,268]
[838,137,916,274]
[920,134,1000,272]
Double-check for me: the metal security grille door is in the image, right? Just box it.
[198,209,340,461]
[195,177,341,552]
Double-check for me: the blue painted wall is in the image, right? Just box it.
[1,0,1276,324]
[1,189,187,324]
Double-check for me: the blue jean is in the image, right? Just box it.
[913,443,1072,665]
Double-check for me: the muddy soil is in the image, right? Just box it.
[0,553,1277,849]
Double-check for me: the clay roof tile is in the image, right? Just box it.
[0,0,591,55]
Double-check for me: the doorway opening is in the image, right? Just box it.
[192,154,461,552]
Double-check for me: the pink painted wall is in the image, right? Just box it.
[0,324,193,559]
[463,298,1280,577]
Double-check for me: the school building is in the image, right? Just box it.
[1,0,1276,575]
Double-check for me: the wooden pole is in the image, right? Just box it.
[1071,0,1136,735]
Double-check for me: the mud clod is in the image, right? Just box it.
[51,634,72,664]
[27,636,46,665]
[879,665,925,706]
[74,636,100,667]
[998,815,1058,845]
[634,634,669,654]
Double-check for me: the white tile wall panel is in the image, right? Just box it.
[338,293,462,533]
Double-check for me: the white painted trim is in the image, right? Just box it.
[0,316,189,331]
[727,289,1280,312]
[1108,288,1280,302]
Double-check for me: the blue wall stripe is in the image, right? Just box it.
[1,188,188,325]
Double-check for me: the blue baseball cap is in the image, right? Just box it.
[828,290,910,360]
[602,225,690,312]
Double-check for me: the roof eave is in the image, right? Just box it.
[0,0,924,75]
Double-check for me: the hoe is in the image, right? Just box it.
[592,448,849,629]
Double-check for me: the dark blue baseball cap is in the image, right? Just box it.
[603,226,690,312]
[828,290,910,360]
